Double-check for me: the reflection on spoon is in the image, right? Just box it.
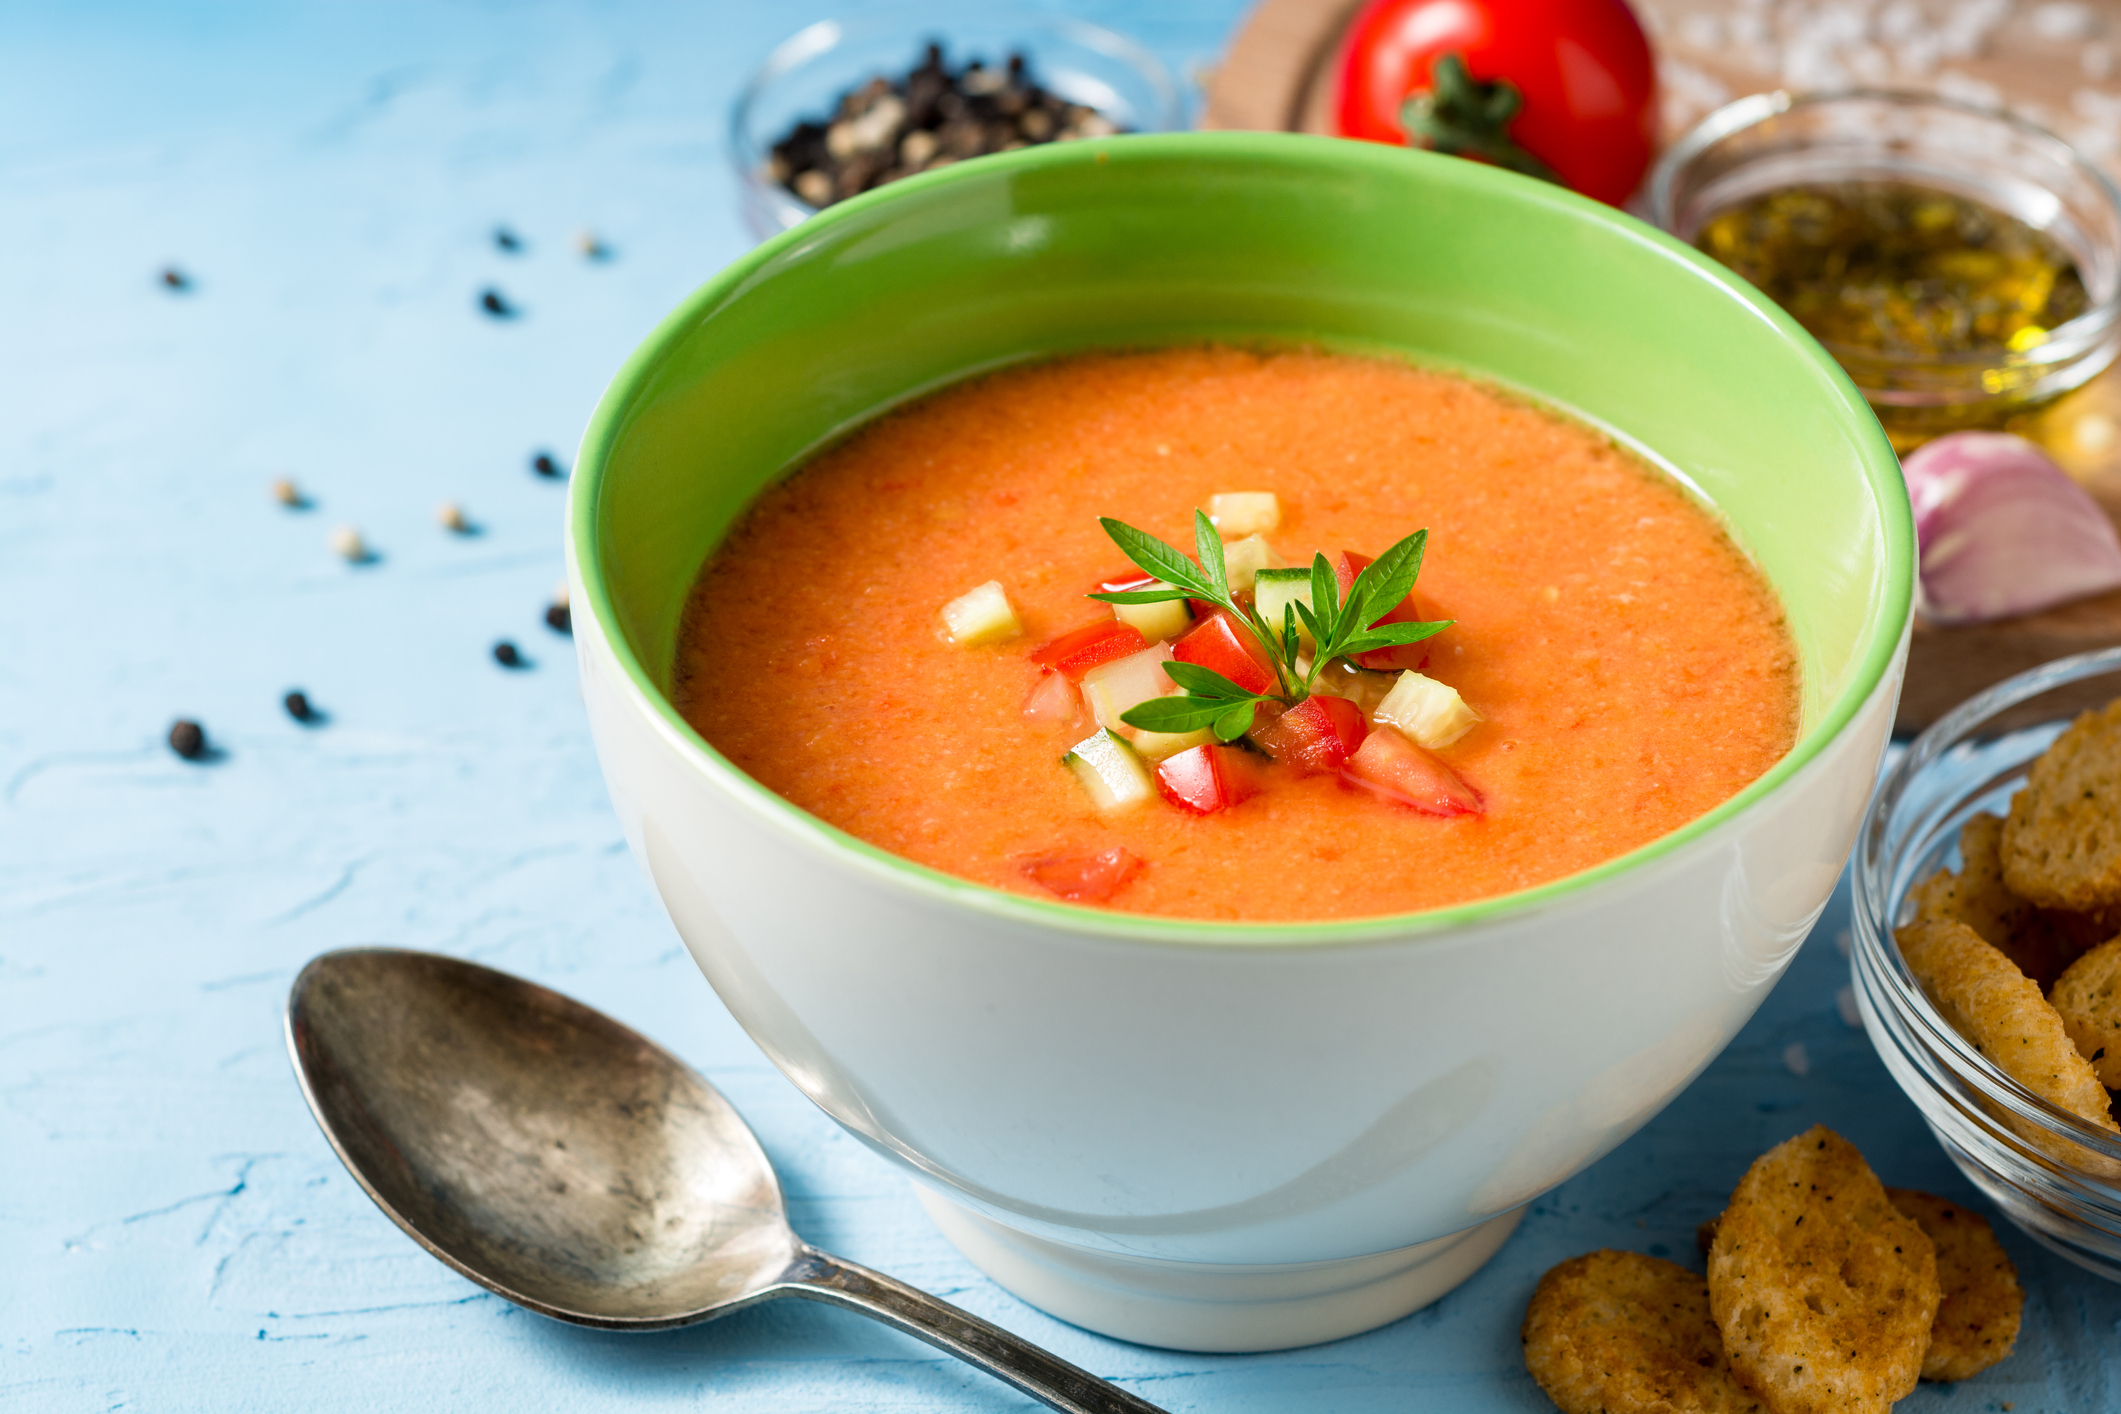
[286,948,1164,1414]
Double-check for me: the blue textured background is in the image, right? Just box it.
[5,2,2118,1408]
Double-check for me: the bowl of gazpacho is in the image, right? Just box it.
[566,131,1913,1353]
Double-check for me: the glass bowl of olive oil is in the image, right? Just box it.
[1650,91,2121,452]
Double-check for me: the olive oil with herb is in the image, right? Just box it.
[1697,181,2090,447]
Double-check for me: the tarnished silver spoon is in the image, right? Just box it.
[286,948,1164,1414]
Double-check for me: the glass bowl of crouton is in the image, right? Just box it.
[1854,645,2121,1280]
[729,8,1183,241]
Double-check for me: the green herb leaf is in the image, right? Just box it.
[1279,603,1300,668]
[1293,597,1327,648]
[1193,509,1230,603]
[1121,696,1240,733]
[1310,552,1339,627]
[1343,619,1452,651]
[1099,518,1213,599]
[1163,660,1258,699]
[1214,702,1256,741]
[1087,587,1193,605]
[1351,529,1427,630]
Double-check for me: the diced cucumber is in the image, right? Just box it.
[939,580,1020,646]
[1253,567,1315,646]
[1206,492,1282,536]
[1110,582,1192,642]
[1374,671,1484,748]
[1220,534,1285,593]
[1081,645,1175,734]
[1131,726,1216,761]
[1062,728,1154,812]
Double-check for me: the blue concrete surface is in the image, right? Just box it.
[5,2,2118,1408]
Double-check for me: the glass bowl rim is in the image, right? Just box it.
[1647,88,2121,372]
[1854,643,2121,1166]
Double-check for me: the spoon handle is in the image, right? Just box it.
[776,1246,1169,1414]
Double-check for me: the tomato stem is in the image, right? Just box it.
[1399,52,1559,186]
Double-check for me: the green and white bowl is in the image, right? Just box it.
[567,132,1913,1351]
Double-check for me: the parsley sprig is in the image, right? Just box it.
[1088,512,1451,741]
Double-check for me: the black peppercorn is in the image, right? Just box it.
[493,226,522,252]
[161,267,190,291]
[169,719,208,760]
[285,691,318,723]
[493,641,524,667]
[531,451,562,478]
[545,602,572,634]
[479,288,515,318]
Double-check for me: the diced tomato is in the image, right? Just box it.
[1333,549,1433,671]
[1251,694,1368,774]
[1172,611,1277,695]
[1020,847,1146,902]
[1154,744,1259,815]
[1030,620,1150,682]
[1341,727,1483,816]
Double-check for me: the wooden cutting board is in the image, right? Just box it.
[1200,0,2121,733]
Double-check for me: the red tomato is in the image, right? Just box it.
[1172,611,1277,696]
[1342,727,1484,815]
[1155,745,1259,815]
[1332,549,1435,672]
[1252,695,1369,775]
[1020,847,1145,902]
[1333,0,1658,206]
[1029,620,1149,682]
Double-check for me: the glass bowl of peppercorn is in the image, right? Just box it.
[1649,90,2121,452]
[730,9,1183,241]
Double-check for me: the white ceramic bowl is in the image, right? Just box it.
[567,133,1913,1351]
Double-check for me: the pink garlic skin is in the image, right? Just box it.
[1901,431,2121,624]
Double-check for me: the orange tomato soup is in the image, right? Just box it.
[675,345,1798,921]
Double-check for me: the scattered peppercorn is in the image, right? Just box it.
[494,226,523,253]
[576,229,611,261]
[545,601,572,633]
[493,640,524,667]
[531,451,563,479]
[161,267,191,291]
[479,288,516,318]
[329,525,371,562]
[169,719,208,760]
[271,477,309,509]
[284,690,319,724]
[766,43,1124,213]
[436,501,471,533]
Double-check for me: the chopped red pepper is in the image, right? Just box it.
[1251,694,1368,774]
[1333,549,1433,671]
[1341,727,1483,816]
[1029,620,1150,682]
[1021,846,1146,902]
[1154,744,1259,815]
[1172,611,1277,696]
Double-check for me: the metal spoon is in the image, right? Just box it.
[286,948,1165,1414]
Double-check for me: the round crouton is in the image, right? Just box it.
[2002,700,2121,911]
[1707,1126,1939,1414]
[1896,918,2120,1143]
[2050,935,2121,1088]
[1523,1249,1763,1414]
[1885,1188,2023,1382]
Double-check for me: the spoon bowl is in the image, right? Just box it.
[288,948,1161,1412]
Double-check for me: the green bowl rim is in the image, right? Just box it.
[569,131,1914,949]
